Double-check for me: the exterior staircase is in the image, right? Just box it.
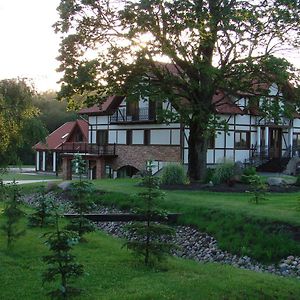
[256,157,290,173]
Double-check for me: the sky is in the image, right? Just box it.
[0,0,299,93]
[0,0,61,92]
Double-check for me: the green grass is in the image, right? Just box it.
[90,179,300,262]
[93,179,300,225]
[1,171,60,181]
[1,208,300,300]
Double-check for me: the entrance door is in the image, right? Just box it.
[269,128,282,158]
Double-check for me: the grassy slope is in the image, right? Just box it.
[91,179,300,262]
[93,179,300,226]
[1,211,300,300]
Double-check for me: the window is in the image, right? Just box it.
[96,130,108,145]
[144,129,150,145]
[126,101,138,120]
[293,133,300,147]
[126,130,132,145]
[235,131,250,149]
[75,132,83,142]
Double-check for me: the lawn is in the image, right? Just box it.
[0,171,61,181]
[1,207,300,300]
[93,179,300,226]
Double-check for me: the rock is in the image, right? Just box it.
[46,181,57,192]
[58,181,72,191]
[267,177,286,186]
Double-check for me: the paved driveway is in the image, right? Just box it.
[3,179,60,185]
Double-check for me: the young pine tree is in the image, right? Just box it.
[1,180,25,249]
[28,187,55,227]
[42,204,84,299]
[124,162,175,266]
[66,154,95,239]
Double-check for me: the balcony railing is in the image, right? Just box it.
[58,142,116,156]
[110,107,155,123]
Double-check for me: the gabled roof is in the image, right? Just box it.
[33,119,88,151]
[78,92,244,116]
[78,96,125,115]
[213,91,244,115]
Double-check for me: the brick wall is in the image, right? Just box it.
[107,145,181,171]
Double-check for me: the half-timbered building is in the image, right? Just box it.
[36,82,299,180]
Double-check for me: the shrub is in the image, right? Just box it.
[243,166,257,176]
[248,175,268,204]
[295,176,300,186]
[161,164,186,185]
[211,160,235,185]
[241,166,257,184]
[204,168,215,183]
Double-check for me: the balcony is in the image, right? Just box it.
[110,107,156,123]
[57,142,116,156]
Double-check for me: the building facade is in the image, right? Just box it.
[35,83,300,180]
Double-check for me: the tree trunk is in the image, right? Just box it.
[187,117,209,182]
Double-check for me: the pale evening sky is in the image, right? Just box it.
[0,0,299,92]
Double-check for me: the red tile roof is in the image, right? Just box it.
[33,120,88,151]
[78,96,124,115]
[213,91,244,115]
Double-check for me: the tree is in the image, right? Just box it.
[33,91,77,133]
[0,79,38,167]
[65,154,95,239]
[55,0,300,181]
[28,187,55,227]
[124,162,174,266]
[42,204,84,299]
[0,181,25,249]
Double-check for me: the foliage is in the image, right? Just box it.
[241,166,257,184]
[211,161,235,185]
[72,153,87,181]
[28,188,55,227]
[0,79,38,167]
[0,181,25,249]
[248,175,268,204]
[243,166,257,177]
[42,204,84,299]
[55,0,300,181]
[295,175,300,187]
[66,155,95,238]
[161,164,186,185]
[124,164,175,266]
[33,91,77,133]
[203,168,215,184]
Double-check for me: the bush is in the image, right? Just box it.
[204,168,215,183]
[248,175,268,204]
[295,176,300,186]
[241,166,257,184]
[161,164,186,185]
[211,161,235,185]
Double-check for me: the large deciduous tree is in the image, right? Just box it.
[0,79,39,167]
[55,0,300,181]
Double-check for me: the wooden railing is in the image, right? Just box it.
[58,142,116,156]
[110,107,156,123]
